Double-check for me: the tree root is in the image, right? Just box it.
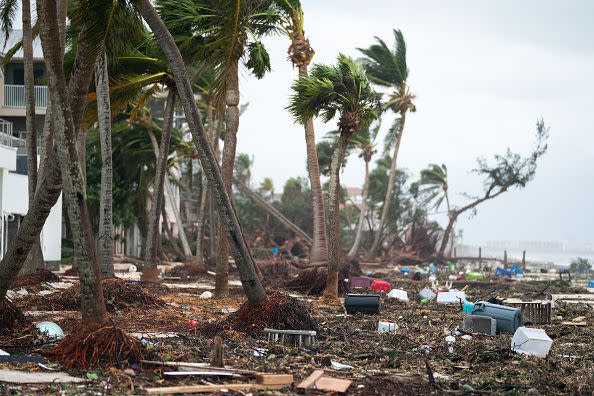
[0,298,28,335]
[202,289,317,336]
[43,323,151,369]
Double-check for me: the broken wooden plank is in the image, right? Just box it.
[297,370,325,389]
[140,360,257,375]
[255,374,293,385]
[561,321,587,326]
[314,377,352,392]
[144,383,284,394]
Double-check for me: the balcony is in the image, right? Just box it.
[4,84,48,108]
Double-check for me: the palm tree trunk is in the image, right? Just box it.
[233,176,312,244]
[161,202,184,259]
[324,132,349,299]
[37,0,107,326]
[136,0,267,304]
[438,213,457,259]
[19,0,44,276]
[348,158,370,256]
[0,152,61,300]
[164,176,192,257]
[143,90,176,282]
[195,103,215,270]
[95,51,114,279]
[194,173,208,269]
[367,113,406,259]
[215,63,240,298]
[0,0,96,302]
[298,64,330,268]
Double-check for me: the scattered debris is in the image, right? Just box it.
[472,300,523,333]
[511,327,553,357]
[330,360,354,370]
[264,328,316,347]
[35,321,64,340]
[199,291,213,299]
[378,321,398,333]
[0,369,85,384]
[297,370,352,393]
[344,294,380,314]
[463,315,497,335]
[387,288,409,301]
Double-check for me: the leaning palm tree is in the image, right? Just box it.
[347,122,379,256]
[157,0,280,297]
[288,54,379,299]
[276,0,330,270]
[414,164,450,214]
[359,29,416,260]
[135,0,267,304]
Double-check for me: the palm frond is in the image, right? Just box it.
[244,40,270,79]
[0,0,17,48]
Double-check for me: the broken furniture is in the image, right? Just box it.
[263,328,316,347]
[297,370,352,393]
[344,294,380,314]
[504,299,551,324]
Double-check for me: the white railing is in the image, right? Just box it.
[3,84,48,108]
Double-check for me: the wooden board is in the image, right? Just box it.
[255,374,293,385]
[314,377,352,393]
[297,370,325,389]
[144,383,284,394]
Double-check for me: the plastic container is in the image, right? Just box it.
[349,276,373,289]
[428,263,437,274]
[370,279,391,292]
[463,301,474,313]
[344,294,380,314]
[36,322,64,340]
[401,268,410,276]
[465,272,484,281]
[472,301,522,333]
[377,321,398,333]
[496,267,512,277]
[417,287,436,301]
[463,315,497,335]
[436,290,466,304]
[387,288,409,302]
[511,327,552,357]
[588,280,594,288]
[511,264,524,275]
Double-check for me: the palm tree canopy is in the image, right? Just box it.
[357,29,408,88]
[287,54,380,134]
[156,0,281,99]
[412,163,448,211]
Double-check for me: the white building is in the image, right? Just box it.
[0,140,62,264]
[0,30,62,266]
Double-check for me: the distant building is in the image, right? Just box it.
[0,30,61,266]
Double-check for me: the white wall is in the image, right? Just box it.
[0,145,16,171]
[41,193,62,261]
[0,151,62,262]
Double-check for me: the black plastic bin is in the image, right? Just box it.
[344,294,380,314]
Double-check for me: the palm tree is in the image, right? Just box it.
[258,177,275,197]
[95,51,114,279]
[347,123,379,256]
[157,0,280,297]
[276,0,330,269]
[288,54,379,299]
[359,29,416,260]
[135,0,267,304]
[414,164,450,214]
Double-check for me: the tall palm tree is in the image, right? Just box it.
[276,0,329,269]
[288,54,379,299]
[347,123,379,256]
[359,29,416,260]
[157,0,280,297]
[135,0,267,304]
[95,51,114,279]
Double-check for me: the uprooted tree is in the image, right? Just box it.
[432,119,550,259]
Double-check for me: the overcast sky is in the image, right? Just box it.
[235,0,594,246]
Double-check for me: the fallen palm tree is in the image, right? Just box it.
[233,177,312,245]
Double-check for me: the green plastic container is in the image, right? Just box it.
[465,272,484,281]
